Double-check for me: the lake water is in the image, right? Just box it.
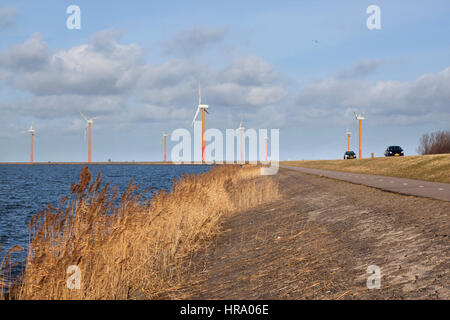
[0,164,211,278]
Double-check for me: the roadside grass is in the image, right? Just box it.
[1,164,279,300]
[282,153,450,183]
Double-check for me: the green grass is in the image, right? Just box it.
[282,154,450,183]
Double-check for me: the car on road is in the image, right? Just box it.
[344,151,357,159]
[384,146,404,157]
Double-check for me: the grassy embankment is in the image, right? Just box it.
[1,165,278,299]
[282,153,450,184]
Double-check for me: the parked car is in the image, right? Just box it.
[344,151,357,159]
[384,146,404,157]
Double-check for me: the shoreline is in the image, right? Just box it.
[0,162,257,165]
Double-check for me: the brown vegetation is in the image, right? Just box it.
[417,130,450,155]
[1,165,278,300]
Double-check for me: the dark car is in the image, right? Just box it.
[344,151,357,159]
[384,146,404,157]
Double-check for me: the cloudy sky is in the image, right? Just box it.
[0,0,449,162]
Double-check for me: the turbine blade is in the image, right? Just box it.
[198,80,201,105]
[80,111,88,122]
[191,107,200,127]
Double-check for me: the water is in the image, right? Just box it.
[0,164,211,278]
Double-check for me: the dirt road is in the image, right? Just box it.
[173,168,449,299]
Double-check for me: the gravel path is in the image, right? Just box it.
[281,166,450,202]
[173,168,449,299]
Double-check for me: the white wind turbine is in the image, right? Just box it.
[264,136,269,162]
[161,131,168,162]
[22,122,36,163]
[191,81,209,163]
[346,128,352,152]
[80,111,99,163]
[352,110,366,159]
[237,120,245,162]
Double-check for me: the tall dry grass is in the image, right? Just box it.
[0,164,278,300]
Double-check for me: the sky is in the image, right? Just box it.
[0,0,449,162]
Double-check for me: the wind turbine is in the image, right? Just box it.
[353,111,365,159]
[237,120,244,162]
[23,122,35,163]
[80,111,98,163]
[346,128,351,152]
[162,132,168,162]
[264,136,269,162]
[191,81,209,163]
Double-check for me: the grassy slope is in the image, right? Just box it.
[282,153,450,184]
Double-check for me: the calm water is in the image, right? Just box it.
[0,164,211,277]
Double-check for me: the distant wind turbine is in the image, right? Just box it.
[237,120,244,162]
[22,122,35,163]
[80,111,99,163]
[162,132,168,162]
[352,110,366,159]
[346,128,352,152]
[191,81,209,163]
[264,136,269,162]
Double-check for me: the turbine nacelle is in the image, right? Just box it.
[191,82,210,126]
[80,111,98,124]
[353,110,366,121]
[23,122,35,135]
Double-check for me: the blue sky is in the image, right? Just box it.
[0,0,449,161]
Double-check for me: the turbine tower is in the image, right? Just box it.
[191,81,209,163]
[25,122,35,163]
[237,120,244,162]
[264,136,269,162]
[346,128,351,152]
[162,132,168,162]
[80,111,98,163]
[353,111,366,159]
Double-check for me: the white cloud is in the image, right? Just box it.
[164,26,227,56]
[0,7,18,31]
[2,31,144,96]
[0,33,50,71]
[0,30,289,135]
[3,28,448,137]
[292,67,450,126]
[337,59,385,79]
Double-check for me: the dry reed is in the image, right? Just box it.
[1,164,278,300]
